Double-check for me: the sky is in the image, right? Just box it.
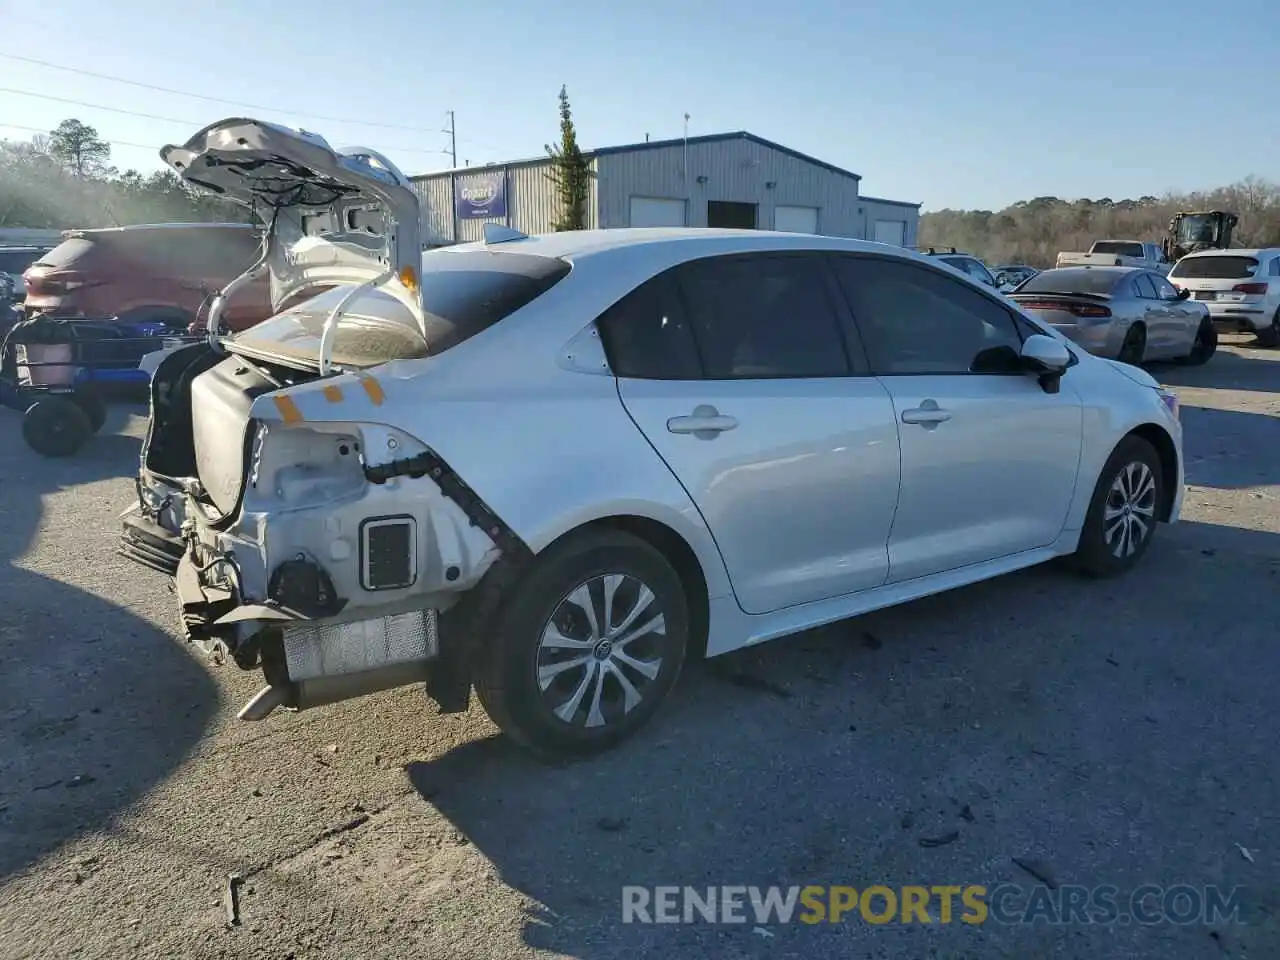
[2,0,1277,212]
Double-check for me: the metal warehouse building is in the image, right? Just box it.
[410,131,920,248]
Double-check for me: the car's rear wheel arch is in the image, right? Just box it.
[541,515,711,661]
[1125,423,1178,521]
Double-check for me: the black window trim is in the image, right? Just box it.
[827,251,1040,378]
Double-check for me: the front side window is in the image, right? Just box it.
[674,254,851,379]
[1151,275,1179,299]
[831,256,1024,375]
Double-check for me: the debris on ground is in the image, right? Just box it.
[224,873,244,926]
[1012,857,1059,889]
[919,831,959,848]
[65,775,95,789]
[1235,843,1255,863]
[753,926,775,938]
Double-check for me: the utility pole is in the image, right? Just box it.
[444,111,457,168]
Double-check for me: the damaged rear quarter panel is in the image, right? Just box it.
[250,336,734,605]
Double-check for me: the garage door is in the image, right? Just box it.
[774,205,819,234]
[873,219,907,246]
[629,197,686,227]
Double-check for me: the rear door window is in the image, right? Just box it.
[673,253,853,379]
[596,274,703,380]
[1133,274,1159,299]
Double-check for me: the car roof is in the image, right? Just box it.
[1178,247,1278,259]
[443,227,916,263]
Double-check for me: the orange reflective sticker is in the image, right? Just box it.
[273,395,303,423]
[360,376,385,406]
[322,384,344,403]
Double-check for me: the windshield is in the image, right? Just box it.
[1169,256,1258,280]
[231,249,571,369]
[1176,216,1219,245]
[1017,268,1122,296]
[1092,242,1145,257]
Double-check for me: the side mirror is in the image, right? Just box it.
[1175,287,1191,300]
[1021,332,1071,390]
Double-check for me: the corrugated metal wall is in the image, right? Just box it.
[860,199,921,247]
[411,158,598,245]
[595,139,866,236]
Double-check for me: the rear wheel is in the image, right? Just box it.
[22,395,92,457]
[475,529,689,760]
[1177,318,1217,366]
[1070,435,1163,578]
[1117,324,1147,366]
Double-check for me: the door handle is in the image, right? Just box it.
[667,405,738,435]
[901,400,952,425]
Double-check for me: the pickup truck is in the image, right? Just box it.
[1055,241,1171,274]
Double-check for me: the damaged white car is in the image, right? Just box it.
[122,118,1185,759]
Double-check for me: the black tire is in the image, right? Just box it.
[1070,435,1163,578]
[1117,323,1147,366]
[22,396,92,457]
[1176,318,1217,366]
[475,528,689,760]
[1256,313,1280,348]
[71,387,107,433]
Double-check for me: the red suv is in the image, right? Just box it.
[23,222,273,332]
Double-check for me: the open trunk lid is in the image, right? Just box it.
[161,118,425,335]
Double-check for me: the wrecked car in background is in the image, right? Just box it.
[121,118,1185,760]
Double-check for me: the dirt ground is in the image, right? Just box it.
[1,336,1277,960]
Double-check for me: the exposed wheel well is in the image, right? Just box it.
[548,516,712,660]
[1126,423,1178,521]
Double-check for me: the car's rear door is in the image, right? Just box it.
[829,253,1084,584]
[601,251,902,616]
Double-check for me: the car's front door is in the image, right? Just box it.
[600,251,902,615]
[1150,272,1200,357]
[829,254,1084,584]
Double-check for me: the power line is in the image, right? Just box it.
[0,51,504,152]
[0,122,158,152]
[0,86,454,158]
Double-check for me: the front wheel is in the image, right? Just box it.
[475,529,690,760]
[1070,436,1163,578]
[1256,312,1280,348]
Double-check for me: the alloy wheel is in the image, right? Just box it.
[535,573,668,729]
[1103,461,1157,558]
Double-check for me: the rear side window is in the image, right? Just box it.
[32,238,96,269]
[674,254,851,379]
[1170,256,1259,279]
[597,275,703,380]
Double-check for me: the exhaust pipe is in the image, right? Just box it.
[236,660,432,721]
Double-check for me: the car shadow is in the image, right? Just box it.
[405,520,1280,958]
[1149,337,1278,393]
[0,404,218,882]
[1177,404,1280,490]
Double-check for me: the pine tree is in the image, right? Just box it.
[545,86,592,231]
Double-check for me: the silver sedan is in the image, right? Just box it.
[1009,266,1215,366]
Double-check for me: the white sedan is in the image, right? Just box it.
[122,118,1185,759]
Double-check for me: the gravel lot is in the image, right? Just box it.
[1,337,1277,960]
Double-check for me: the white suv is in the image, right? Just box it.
[1168,248,1280,347]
